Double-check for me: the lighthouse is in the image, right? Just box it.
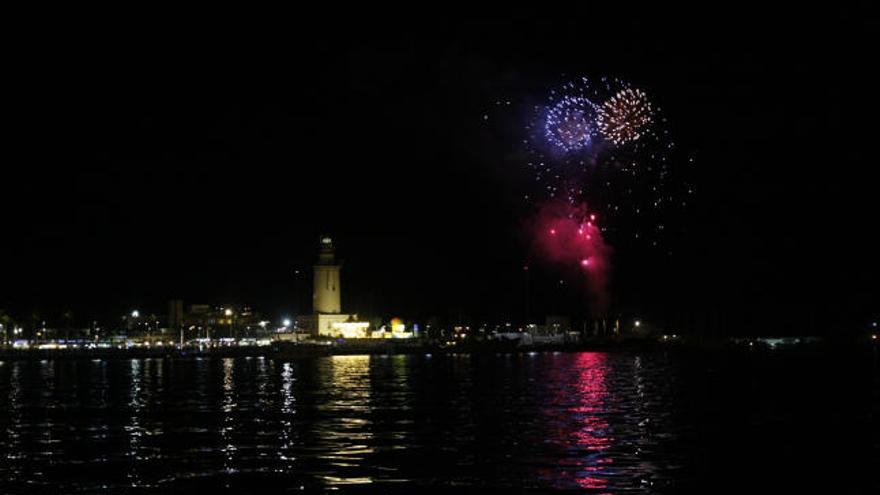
[313,236,341,314]
[296,236,368,338]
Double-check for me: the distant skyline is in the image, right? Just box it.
[3,8,878,335]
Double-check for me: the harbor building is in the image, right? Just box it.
[297,237,370,338]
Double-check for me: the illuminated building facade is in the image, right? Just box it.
[166,301,266,339]
[370,317,414,339]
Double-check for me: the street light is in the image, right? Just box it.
[282,318,291,328]
[131,310,140,318]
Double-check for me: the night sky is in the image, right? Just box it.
[3,8,878,335]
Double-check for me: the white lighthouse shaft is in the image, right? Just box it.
[313,237,341,314]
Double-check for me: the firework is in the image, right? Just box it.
[530,199,612,310]
[518,76,691,248]
[544,96,597,152]
[502,76,693,313]
[597,88,654,145]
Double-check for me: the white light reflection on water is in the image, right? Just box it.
[5,362,24,482]
[37,360,59,474]
[126,358,145,488]
[221,357,238,481]
[278,361,297,473]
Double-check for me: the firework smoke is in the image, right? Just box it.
[529,199,612,312]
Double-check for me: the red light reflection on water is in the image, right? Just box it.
[539,352,614,491]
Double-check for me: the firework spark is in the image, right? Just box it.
[597,88,654,145]
[544,96,597,152]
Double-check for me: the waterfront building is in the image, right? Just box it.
[167,302,265,340]
[297,237,371,338]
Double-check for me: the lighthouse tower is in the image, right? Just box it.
[297,236,366,338]
[313,236,341,314]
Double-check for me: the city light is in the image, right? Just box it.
[634,320,641,327]
[332,321,371,338]
[131,310,140,318]
[282,319,291,327]
[224,308,233,316]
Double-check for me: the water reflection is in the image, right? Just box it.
[539,352,614,490]
[278,361,296,473]
[570,353,613,489]
[221,358,237,479]
[38,360,60,474]
[316,355,374,485]
[5,362,24,482]
[88,359,110,472]
[1,352,861,492]
[127,358,144,487]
